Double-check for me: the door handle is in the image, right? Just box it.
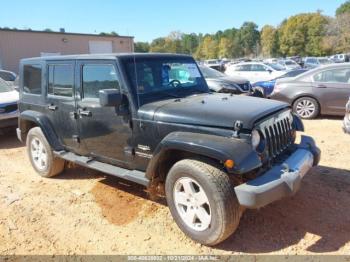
[316,84,327,88]
[48,104,58,111]
[79,110,92,117]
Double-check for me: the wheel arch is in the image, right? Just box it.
[18,110,63,151]
[292,94,321,110]
[145,132,262,187]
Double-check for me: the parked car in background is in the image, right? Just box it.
[304,57,332,69]
[225,62,286,83]
[199,65,251,94]
[330,54,349,63]
[270,64,350,119]
[277,59,301,70]
[343,97,350,134]
[252,69,308,97]
[204,59,223,72]
[288,56,304,67]
[0,78,19,128]
[0,70,17,85]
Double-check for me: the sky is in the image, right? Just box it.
[0,0,345,42]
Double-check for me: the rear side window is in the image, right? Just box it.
[48,64,74,97]
[23,64,42,94]
[314,68,350,83]
[82,64,120,99]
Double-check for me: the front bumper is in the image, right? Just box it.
[234,136,320,209]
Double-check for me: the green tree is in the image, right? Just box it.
[260,25,279,57]
[336,0,350,16]
[182,33,199,54]
[218,37,232,58]
[239,22,260,56]
[134,42,150,52]
[279,13,329,56]
[200,36,218,59]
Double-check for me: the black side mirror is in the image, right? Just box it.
[99,89,122,107]
[267,69,273,74]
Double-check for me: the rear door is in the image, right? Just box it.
[45,61,79,151]
[76,60,132,167]
[312,67,350,115]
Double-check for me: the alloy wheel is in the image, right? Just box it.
[173,177,211,231]
[30,137,48,171]
[296,99,316,118]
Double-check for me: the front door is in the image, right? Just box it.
[45,61,79,151]
[76,61,132,167]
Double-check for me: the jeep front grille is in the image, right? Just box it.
[262,115,294,159]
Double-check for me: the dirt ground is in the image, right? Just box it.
[0,118,350,255]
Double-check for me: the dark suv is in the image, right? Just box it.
[17,53,320,246]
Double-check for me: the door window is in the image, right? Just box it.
[250,64,267,72]
[23,65,42,95]
[82,64,120,99]
[48,64,74,97]
[314,69,350,84]
[235,65,251,71]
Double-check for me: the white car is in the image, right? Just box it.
[278,59,301,70]
[0,78,19,129]
[225,62,286,84]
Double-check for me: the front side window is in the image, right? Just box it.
[23,64,42,95]
[314,68,350,83]
[82,64,120,99]
[48,64,74,97]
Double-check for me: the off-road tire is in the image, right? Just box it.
[165,159,243,246]
[26,127,65,178]
[293,97,320,119]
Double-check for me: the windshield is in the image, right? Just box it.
[199,66,225,78]
[265,63,285,71]
[122,57,209,106]
[0,80,13,93]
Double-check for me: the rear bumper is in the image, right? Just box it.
[234,136,320,209]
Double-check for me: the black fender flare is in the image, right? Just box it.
[145,132,262,180]
[18,110,63,151]
[292,113,304,132]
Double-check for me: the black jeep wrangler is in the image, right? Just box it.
[17,53,320,246]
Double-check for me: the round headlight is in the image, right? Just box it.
[251,130,261,150]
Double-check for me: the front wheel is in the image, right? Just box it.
[293,97,320,119]
[165,159,243,246]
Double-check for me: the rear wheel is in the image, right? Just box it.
[293,97,320,119]
[26,127,65,178]
[165,159,243,246]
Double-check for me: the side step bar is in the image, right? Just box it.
[54,151,150,187]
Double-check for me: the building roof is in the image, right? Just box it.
[0,28,133,39]
[21,53,193,62]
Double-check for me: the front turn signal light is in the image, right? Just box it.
[224,159,235,169]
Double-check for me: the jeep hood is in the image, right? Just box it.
[138,94,289,130]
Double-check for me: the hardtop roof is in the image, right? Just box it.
[21,53,193,63]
